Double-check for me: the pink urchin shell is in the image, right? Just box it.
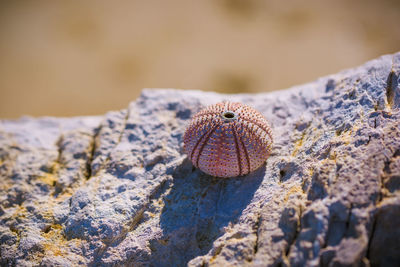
[183,102,273,178]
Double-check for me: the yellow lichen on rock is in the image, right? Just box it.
[41,224,64,256]
[37,173,58,186]
[36,162,60,186]
[284,184,304,203]
[11,205,27,220]
[292,131,307,156]
[41,224,82,257]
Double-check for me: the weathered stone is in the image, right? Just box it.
[1,52,400,266]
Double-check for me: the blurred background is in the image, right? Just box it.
[1,0,399,118]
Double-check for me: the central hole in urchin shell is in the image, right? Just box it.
[222,111,237,120]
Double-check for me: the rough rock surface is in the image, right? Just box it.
[1,52,400,267]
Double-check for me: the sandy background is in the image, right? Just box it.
[0,0,399,118]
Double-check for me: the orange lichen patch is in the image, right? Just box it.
[318,148,338,166]
[41,206,55,222]
[145,211,157,219]
[0,181,12,193]
[340,130,353,146]
[284,185,304,203]
[41,224,64,256]
[11,205,28,219]
[307,168,314,178]
[329,150,337,161]
[37,173,57,186]
[41,224,81,257]
[311,128,323,144]
[209,245,223,264]
[38,190,73,222]
[9,226,21,248]
[318,159,334,172]
[335,124,359,146]
[35,198,66,223]
[385,100,394,112]
[291,131,307,156]
[36,162,60,186]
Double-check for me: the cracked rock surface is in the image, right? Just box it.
[1,52,400,266]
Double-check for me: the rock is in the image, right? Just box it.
[1,52,400,267]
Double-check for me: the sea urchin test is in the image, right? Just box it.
[183,102,273,178]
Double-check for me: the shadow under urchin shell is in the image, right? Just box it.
[149,157,265,266]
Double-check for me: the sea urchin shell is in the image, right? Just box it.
[183,101,273,178]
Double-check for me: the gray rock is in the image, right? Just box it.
[1,52,400,266]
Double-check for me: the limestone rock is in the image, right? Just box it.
[1,52,400,266]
